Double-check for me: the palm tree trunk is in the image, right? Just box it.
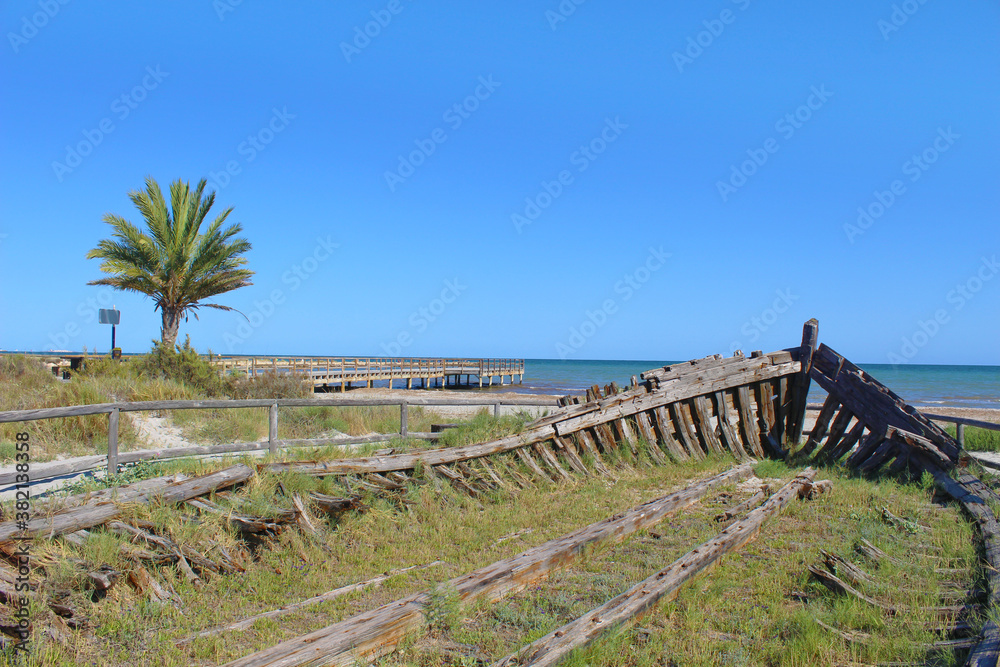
[161,308,181,349]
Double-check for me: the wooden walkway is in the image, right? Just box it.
[211,356,525,391]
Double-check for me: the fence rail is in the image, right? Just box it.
[0,395,557,486]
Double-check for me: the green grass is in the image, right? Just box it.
[0,449,982,666]
[949,425,1000,452]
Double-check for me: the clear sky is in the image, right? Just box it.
[1,1,997,365]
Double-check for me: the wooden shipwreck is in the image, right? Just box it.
[1,319,995,665]
[211,319,999,667]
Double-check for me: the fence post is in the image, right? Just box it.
[957,423,965,447]
[494,403,500,418]
[269,403,279,454]
[107,408,119,474]
[400,402,408,438]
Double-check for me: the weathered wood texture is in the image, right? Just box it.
[261,352,802,481]
[492,469,820,667]
[807,343,960,471]
[222,465,754,667]
[927,468,1000,666]
[0,465,252,546]
[787,319,819,446]
[180,561,446,644]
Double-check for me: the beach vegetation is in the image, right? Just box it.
[0,455,979,666]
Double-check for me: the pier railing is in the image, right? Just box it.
[210,356,526,389]
[0,394,555,487]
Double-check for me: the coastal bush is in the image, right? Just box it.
[128,337,228,396]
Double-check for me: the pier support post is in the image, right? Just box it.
[388,378,392,390]
[407,378,412,389]
[268,403,279,454]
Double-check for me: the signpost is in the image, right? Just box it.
[99,308,121,358]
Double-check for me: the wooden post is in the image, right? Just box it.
[400,403,408,438]
[787,319,819,448]
[268,403,279,454]
[494,403,500,418]
[107,408,119,474]
[957,423,965,447]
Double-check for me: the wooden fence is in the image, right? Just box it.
[0,395,556,487]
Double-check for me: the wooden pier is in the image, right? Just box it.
[210,356,525,391]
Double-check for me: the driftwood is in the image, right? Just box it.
[491,469,821,667]
[812,618,976,650]
[185,497,294,534]
[223,464,754,667]
[128,566,178,605]
[715,487,768,522]
[0,465,252,547]
[180,561,446,645]
[808,565,971,621]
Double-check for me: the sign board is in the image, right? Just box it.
[99,309,121,325]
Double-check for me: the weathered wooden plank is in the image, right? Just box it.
[815,407,855,461]
[632,411,666,464]
[752,374,783,457]
[924,468,1000,666]
[773,375,789,445]
[787,319,819,445]
[817,420,866,466]
[573,430,612,476]
[0,465,252,546]
[735,386,765,458]
[885,427,952,471]
[262,424,559,476]
[670,402,705,460]
[514,448,550,482]
[552,437,589,476]
[855,438,898,475]
[180,561,446,645]
[222,465,755,667]
[714,391,749,460]
[533,444,572,482]
[0,395,557,424]
[846,430,890,469]
[811,344,959,460]
[799,393,840,459]
[491,469,820,667]
[691,396,725,456]
[651,406,689,462]
[610,417,641,459]
[553,359,800,436]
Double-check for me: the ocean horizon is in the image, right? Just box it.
[5,351,997,411]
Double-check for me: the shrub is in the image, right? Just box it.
[129,337,228,396]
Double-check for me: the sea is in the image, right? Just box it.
[472,359,1000,411]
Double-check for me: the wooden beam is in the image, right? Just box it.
[491,469,820,667]
[787,319,819,446]
[222,464,755,667]
[0,465,253,546]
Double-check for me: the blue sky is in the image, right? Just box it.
[1,1,997,365]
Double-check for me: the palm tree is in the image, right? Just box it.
[87,176,254,349]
